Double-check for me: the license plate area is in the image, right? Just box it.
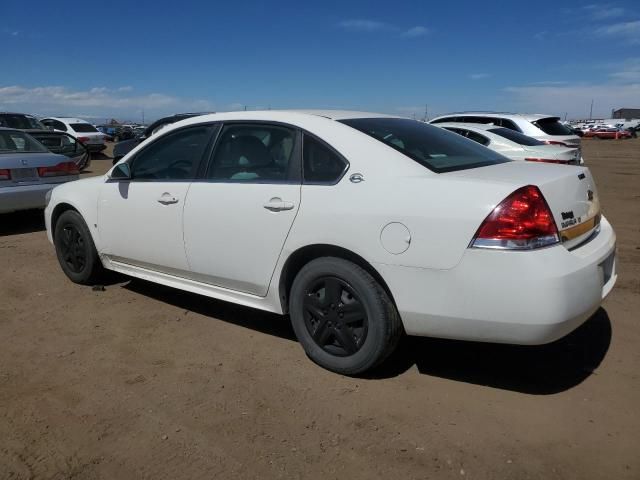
[11,168,38,181]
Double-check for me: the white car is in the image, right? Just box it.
[41,117,106,153]
[44,111,616,374]
[429,112,582,148]
[437,122,582,165]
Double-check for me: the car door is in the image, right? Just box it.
[183,123,301,296]
[98,124,217,273]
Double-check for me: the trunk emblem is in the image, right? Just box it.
[578,173,586,180]
[21,159,28,166]
[587,189,594,201]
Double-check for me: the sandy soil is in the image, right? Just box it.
[0,140,638,479]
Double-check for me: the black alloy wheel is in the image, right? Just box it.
[303,277,368,357]
[59,223,88,273]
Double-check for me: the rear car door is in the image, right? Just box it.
[98,124,217,273]
[183,123,301,296]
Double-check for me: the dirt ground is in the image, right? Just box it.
[0,139,638,480]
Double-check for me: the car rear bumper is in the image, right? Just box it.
[376,216,617,345]
[0,183,57,213]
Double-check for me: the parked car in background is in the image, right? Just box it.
[583,128,632,140]
[436,123,582,165]
[0,112,91,170]
[29,131,90,170]
[41,117,107,153]
[46,110,615,374]
[112,112,210,164]
[429,112,582,147]
[0,128,79,214]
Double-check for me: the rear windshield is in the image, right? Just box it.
[0,114,45,130]
[0,130,48,153]
[340,118,509,173]
[487,127,544,146]
[70,123,98,133]
[532,118,574,136]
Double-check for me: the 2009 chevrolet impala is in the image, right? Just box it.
[44,111,617,374]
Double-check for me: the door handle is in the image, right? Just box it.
[157,193,179,205]
[263,198,295,212]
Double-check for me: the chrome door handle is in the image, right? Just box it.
[157,193,179,205]
[263,198,295,212]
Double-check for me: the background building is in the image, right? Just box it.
[612,108,640,119]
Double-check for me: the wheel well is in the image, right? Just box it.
[50,203,79,240]
[278,244,396,313]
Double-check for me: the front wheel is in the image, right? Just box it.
[54,210,105,285]
[289,257,403,375]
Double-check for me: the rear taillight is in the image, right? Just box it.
[543,140,569,147]
[0,169,10,180]
[76,136,90,143]
[37,161,79,178]
[525,158,570,165]
[470,185,559,250]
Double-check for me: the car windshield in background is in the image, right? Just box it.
[0,114,46,130]
[532,117,574,136]
[340,118,509,173]
[0,130,49,153]
[487,127,545,146]
[70,123,98,133]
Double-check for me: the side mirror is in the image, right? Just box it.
[110,162,131,180]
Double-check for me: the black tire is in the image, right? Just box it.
[54,210,105,285]
[289,257,403,375]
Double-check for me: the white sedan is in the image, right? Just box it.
[44,111,617,374]
[436,122,582,165]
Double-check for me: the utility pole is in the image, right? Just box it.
[423,104,428,122]
[141,108,145,125]
[589,99,594,120]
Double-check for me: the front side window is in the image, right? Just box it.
[303,135,347,183]
[130,126,214,180]
[206,124,296,182]
[341,118,509,173]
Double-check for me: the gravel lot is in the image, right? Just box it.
[1,140,638,479]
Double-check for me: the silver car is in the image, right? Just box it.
[0,128,79,214]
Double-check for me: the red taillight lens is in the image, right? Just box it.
[543,140,569,147]
[37,161,80,178]
[471,185,559,250]
[525,158,570,165]
[0,168,10,180]
[76,136,90,143]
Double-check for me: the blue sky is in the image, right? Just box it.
[2,0,639,122]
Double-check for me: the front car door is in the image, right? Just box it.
[183,123,301,296]
[98,124,217,273]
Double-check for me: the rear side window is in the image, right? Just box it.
[0,114,45,130]
[443,127,490,146]
[70,123,98,133]
[303,135,347,183]
[487,127,544,146]
[532,118,574,136]
[207,124,296,182]
[341,118,509,173]
[131,126,214,180]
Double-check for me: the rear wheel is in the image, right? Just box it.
[289,257,402,375]
[54,210,105,285]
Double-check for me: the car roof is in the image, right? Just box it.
[44,117,90,123]
[435,122,503,131]
[432,112,558,121]
[284,110,397,120]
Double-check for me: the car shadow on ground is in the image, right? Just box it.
[90,152,112,160]
[371,307,612,394]
[0,210,45,237]
[121,279,611,394]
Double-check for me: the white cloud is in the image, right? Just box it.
[469,73,491,80]
[505,82,640,118]
[337,19,388,32]
[401,26,429,38]
[0,85,213,119]
[608,58,640,82]
[584,4,626,20]
[533,31,548,40]
[596,20,640,44]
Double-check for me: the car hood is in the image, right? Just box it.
[0,152,68,169]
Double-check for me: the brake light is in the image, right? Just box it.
[525,158,570,165]
[543,140,569,147]
[0,169,10,180]
[470,185,559,250]
[37,161,79,177]
[76,136,90,143]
